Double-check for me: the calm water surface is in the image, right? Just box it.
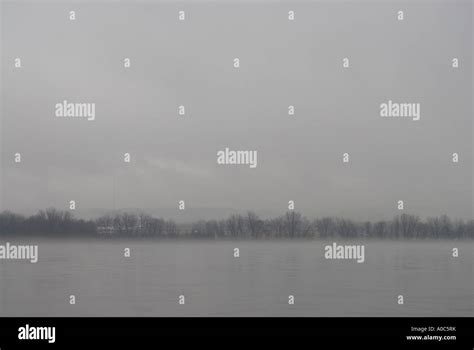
[0,240,472,316]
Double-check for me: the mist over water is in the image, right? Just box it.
[0,0,472,324]
[0,239,472,317]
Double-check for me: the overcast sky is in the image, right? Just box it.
[1,0,472,221]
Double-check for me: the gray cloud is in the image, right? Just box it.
[1,0,472,220]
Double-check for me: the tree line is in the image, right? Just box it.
[0,208,472,239]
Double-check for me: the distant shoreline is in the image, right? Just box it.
[0,208,472,240]
[0,237,472,243]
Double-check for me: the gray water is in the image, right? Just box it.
[0,240,472,317]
